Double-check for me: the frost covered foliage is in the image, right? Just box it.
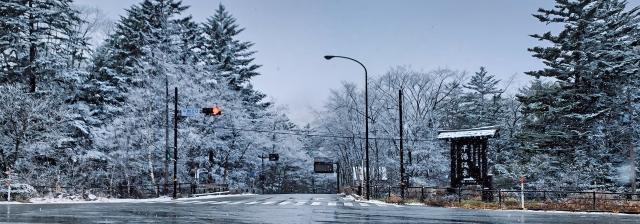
[313,66,472,187]
[312,66,523,189]
[0,0,88,92]
[516,0,640,191]
[0,0,314,196]
[0,180,37,200]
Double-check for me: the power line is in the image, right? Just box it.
[207,126,438,142]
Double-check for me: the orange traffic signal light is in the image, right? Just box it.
[202,106,221,116]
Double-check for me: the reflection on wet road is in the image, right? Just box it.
[0,194,638,223]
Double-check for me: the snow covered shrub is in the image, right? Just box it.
[0,180,37,201]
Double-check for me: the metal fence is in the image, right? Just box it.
[365,186,640,213]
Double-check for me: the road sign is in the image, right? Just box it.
[314,163,333,173]
[180,109,198,117]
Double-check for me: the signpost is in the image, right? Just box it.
[313,157,341,193]
[180,109,198,117]
[520,176,525,209]
[6,169,10,202]
[314,157,333,173]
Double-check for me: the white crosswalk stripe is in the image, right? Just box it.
[123,198,406,208]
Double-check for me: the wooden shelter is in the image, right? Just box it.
[437,126,500,190]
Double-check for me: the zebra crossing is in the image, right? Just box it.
[137,199,404,208]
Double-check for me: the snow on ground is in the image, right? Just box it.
[343,195,355,201]
[20,193,253,204]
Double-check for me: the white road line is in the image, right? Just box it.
[278,201,291,205]
[228,201,245,204]
[193,201,211,204]
[311,202,321,206]
[375,203,387,207]
[262,201,276,205]
[294,202,306,205]
[245,201,260,204]
[328,202,337,206]
[343,202,353,206]
[392,204,404,208]
[210,201,230,204]
[359,203,370,207]
[175,201,194,204]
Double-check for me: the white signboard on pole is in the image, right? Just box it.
[180,109,198,117]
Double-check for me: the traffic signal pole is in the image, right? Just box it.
[173,87,178,199]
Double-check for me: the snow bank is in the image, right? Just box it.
[26,193,252,204]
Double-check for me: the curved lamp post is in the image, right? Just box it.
[324,55,370,200]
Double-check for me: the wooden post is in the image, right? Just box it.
[450,141,456,188]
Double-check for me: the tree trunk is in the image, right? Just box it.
[28,0,36,93]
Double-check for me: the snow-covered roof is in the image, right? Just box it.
[437,126,500,139]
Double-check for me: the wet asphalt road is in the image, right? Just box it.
[0,194,639,223]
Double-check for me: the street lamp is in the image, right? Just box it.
[324,55,370,200]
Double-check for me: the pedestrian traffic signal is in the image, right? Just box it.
[202,106,221,116]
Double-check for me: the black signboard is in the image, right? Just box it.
[314,163,333,173]
[269,154,279,161]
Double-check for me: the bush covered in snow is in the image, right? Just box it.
[0,180,37,201]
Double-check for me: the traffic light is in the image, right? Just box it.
[269,154,279,161]
[202,106,222,116]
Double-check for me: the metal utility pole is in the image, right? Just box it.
[173,87,178,199]
[165,69,170,193]
[629,90,636,194]
[259,154,268,194]
[324,55,370,200]
[336,162,340,194]
[399,89,405,199]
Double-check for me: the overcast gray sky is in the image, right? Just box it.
[74,0,574,125]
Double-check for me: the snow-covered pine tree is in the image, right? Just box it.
[81,0,197,189]
[0,0,86,92]
[461,66,504,128]
[518,0,640,190]
[199,4,266,107]
[521,0,639,149]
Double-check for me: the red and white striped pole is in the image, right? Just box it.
[520,176,524,209]
[7,169,11,202]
